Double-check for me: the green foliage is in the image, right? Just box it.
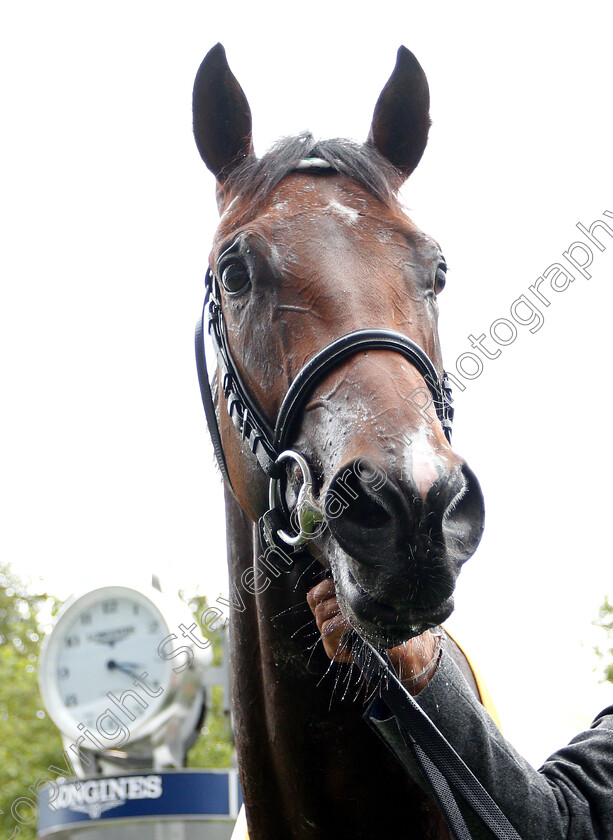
[0,564,63,840]
[181,592,234,769]
[595,595,613,684]
[0,568,234,840]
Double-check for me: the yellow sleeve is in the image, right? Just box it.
[443,628,502,731]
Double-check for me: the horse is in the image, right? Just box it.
[193,43,486,839]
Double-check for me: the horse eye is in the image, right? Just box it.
[220,260,251,296]
[434,263,447,295]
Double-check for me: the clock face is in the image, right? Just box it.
[40,587,174,742]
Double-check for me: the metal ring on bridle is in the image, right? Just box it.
[268,450,324,547]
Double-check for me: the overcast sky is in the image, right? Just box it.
[2,0,612,767]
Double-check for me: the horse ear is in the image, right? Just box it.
[193,43,254,180]
[367,46,431,181]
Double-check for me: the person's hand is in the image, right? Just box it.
[307,577,441,695]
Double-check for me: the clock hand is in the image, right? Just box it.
[107,660,141,676]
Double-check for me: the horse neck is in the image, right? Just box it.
[224,485,257,588]
[221,488,451,840]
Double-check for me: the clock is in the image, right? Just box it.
[39,584,211,769]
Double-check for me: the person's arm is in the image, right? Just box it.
[307,579,613,840]
[415,648,613,839]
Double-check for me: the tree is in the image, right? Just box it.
[595,595,613,684]
[181,592,234,769]
[0,564,62,840]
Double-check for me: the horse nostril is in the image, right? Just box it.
[440,463,485,565]
[324,461,410,559]
[341,487,392,529]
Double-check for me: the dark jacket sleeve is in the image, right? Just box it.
[411,649,613,839]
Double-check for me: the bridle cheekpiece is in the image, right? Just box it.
[195,161,455,559]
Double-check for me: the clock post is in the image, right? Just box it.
[37,582,240,840]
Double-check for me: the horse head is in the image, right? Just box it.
[194,44,485,649]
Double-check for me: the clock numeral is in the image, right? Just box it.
[148,620,159,633]
[132,604,140,615]
[80,612,92,625]
[57,666,70,679]
[102,600,118,614]
[64,635,80,648]
[65,694,78,707]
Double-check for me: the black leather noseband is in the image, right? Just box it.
[274,327,453,454]
[195,264,454,552]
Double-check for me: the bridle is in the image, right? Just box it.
[193,164,523,840]
[195,162,455,559]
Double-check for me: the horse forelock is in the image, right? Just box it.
[218,132,404,218]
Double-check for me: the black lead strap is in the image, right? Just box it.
[353,640,523,840]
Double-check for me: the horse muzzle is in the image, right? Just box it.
[261,444,484,646]
[322,456,484,645]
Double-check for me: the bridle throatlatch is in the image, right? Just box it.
[195,263,455,562]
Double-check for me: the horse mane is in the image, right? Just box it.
[224,132,404,212]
